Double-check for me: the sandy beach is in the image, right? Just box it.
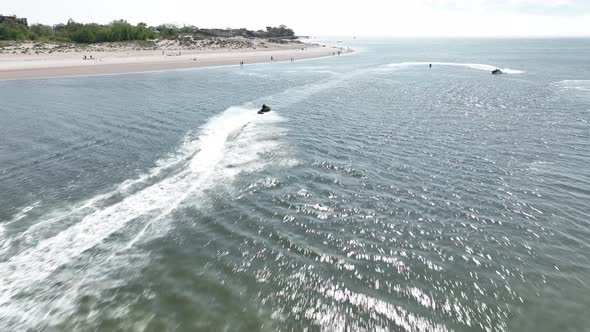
[0,39,348,80]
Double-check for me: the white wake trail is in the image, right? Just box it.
[386,61,525,74]
[0,106,288,329]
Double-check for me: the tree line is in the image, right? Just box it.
[0,18,296,43]
[0,19,156,43]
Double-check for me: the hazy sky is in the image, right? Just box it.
[3,0,590,37]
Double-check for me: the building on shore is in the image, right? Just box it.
[0,14,28,26]
[53,23,66,31]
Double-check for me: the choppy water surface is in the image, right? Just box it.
[1,39,589,331]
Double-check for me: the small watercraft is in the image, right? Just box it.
[258,104,271,114]
[492,69,503,75]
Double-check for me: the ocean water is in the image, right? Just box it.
[0,38,589,331]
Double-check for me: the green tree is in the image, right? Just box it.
[29,24,54,38]
[0,19,29,40]
[70,25,97,43]
[262,25,295,38]
[157,24,179,39]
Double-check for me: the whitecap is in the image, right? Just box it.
[554,80,590,92]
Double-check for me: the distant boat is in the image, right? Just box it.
[492,69,503,75]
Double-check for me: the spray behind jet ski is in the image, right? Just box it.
[258,104,271,114]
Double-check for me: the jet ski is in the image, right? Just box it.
[258,104,271,114]
[492,69,503,75]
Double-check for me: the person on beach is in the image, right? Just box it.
[271,56,274,62]
[429,64,432,68]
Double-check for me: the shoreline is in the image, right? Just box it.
[0,43,350,80]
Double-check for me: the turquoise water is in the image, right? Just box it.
[1,39,589,331]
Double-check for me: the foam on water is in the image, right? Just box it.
[0,106,289,329]
[555,80,590,92]
[3,201,41,224]
[386,61,525,74]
